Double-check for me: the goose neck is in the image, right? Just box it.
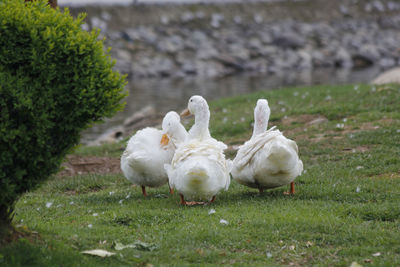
[190,108,210,140]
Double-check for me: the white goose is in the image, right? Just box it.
[121,111,188,196]
[231,99,303,194]
[165,96,231,205]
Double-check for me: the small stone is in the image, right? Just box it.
[181,12,194,23]
[254,14,263,24]
[211,13,224,28]
[371,68,400,85]
[81,23,89,31]
[335,48,353,68]
[160,15,169,25]
[233,15,242,24]
[196,11,205,19]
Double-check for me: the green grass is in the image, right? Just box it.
[1,84,400,266]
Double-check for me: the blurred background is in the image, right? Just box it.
[57,0,400,144]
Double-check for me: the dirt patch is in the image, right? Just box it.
[58,155,121,177]
[342,146,370,153]
[284,116,397,143]
[371,172,400,179]
[280,114,328,126]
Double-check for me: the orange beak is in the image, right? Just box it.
[160,134,170,147]
[180,108,191,117]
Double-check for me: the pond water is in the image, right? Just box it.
[81,66,380,144]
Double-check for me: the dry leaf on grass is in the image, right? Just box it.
[81,249,116,257]
[113,241,158,251]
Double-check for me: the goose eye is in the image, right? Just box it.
[190,99,193,102]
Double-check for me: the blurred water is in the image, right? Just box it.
[81,67,380,144]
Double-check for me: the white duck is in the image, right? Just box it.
[121,111,188,196]
[165,96,231,205]
[231,99,303,194]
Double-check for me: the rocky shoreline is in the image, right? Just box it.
[68,0,400,79]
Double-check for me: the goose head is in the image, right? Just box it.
[181,95,211,140]
[161,111,188,147]
[252,99,271,138]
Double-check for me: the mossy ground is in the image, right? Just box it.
[1,84,399,266]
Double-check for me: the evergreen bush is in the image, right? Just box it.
[0,0,126,227]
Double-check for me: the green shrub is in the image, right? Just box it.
[0,0,127,227]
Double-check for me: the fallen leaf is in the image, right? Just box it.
[113,241,158,251]
[306,241,313,247]
[133,240,158,251]
[196,248,204,255]
[81,249,115,257]
[349,262,362,267]
[114,242,135,251]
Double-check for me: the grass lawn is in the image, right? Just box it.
[1,84,399,266]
